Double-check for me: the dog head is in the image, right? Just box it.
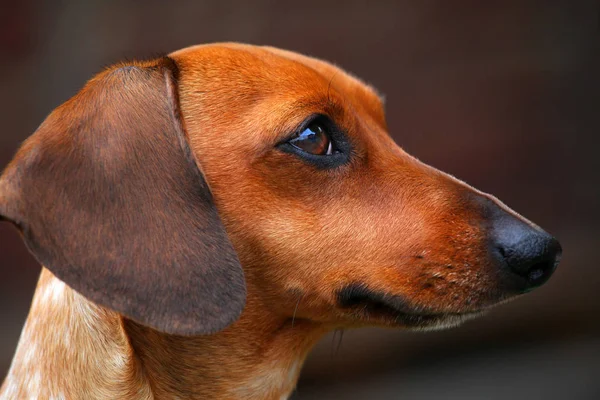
[0,43,561,335]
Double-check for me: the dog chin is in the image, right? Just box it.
[405,311,486,332]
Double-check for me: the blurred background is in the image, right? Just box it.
[1,1,598,398]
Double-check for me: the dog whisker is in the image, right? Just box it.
[291,295,302,328]
[331,329,344,357]
[327,71,338,105]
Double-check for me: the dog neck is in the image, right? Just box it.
[1,269,326,399]
[123,295,325,399]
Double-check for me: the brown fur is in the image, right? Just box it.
[0,43,548,399]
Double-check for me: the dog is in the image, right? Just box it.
[0,43,561,399]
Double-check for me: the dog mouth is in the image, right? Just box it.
[336,284,483,329]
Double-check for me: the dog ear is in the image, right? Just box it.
[0,58,246,335]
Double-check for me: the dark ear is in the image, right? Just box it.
[0,58,246,335]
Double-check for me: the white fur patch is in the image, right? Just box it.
[49,280,66,303]
[26,371,41,397]
[63,328,71,348]
[1,381,18,399]
[235,358,303,400]
[110,353,127,370]
[23,342,38,365]
[38,279,66,305]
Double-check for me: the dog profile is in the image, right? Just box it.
[0,43,561,399]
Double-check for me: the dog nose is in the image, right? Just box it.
[490,210,562,292]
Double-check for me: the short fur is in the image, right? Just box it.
[0,43,552,399]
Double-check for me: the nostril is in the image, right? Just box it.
[526,260,554,282]
[497,246,506,259]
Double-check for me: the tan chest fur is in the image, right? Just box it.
[1,269,320,400]
[1,269,152,399]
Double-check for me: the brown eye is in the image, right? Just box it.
[288,123,333,156]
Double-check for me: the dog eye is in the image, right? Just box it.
[277,115,351,169]
[288,123,333,156]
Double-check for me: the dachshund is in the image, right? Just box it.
[0,43,561,399]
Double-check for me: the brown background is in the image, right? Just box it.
[1,1,599,398]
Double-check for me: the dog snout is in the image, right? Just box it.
[488,204,562,293]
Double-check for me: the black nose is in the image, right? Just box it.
[491,210,562,292]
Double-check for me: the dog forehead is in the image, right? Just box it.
[170,43,385,120]
[260,45,384,105]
